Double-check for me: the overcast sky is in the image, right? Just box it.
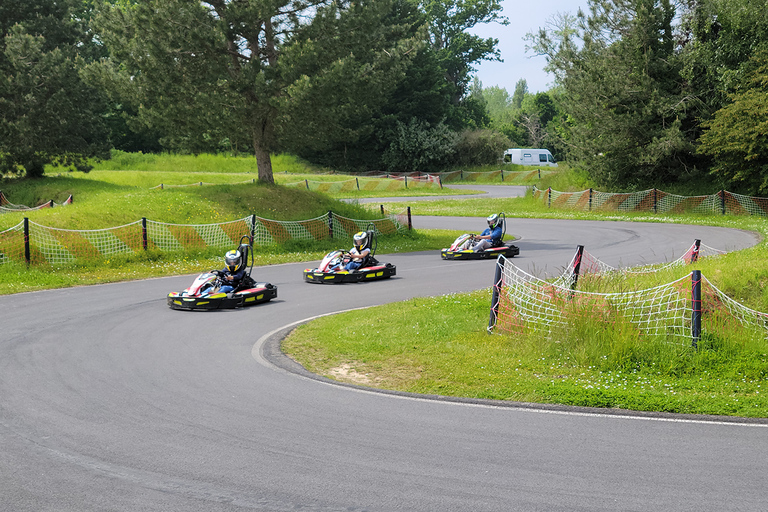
[469,0,587,94]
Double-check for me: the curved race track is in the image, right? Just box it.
[1,214,766,511]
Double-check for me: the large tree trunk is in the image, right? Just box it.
[253,135,274,184]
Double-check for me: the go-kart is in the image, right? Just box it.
[168,236,277,310]
[440,213,520,260]
[303,225,396,284]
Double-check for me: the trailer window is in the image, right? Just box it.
[523,153,532,162]
[539,154,547,163]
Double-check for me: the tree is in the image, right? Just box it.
[421,0,508,106]
[382,118,458,173]
[92,0,416,183]
[679,0,768,120]
[528,0,696,189]
[280,0,450,172]
[0,0,110,177]
[511,78,527,110]
[698,50,768,194]
[482,85,512,122]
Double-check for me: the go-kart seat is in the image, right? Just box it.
[233,242,255,290]
[358,229,378,267]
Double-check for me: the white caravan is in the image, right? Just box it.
[503,148,558,167]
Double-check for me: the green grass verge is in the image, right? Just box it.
[283,282,768,418]
[0,229,459,295]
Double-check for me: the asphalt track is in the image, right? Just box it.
[2,198,767,510]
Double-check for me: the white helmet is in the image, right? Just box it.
[487,214,500,229]
[224,249,241,273]
[353,231,368,251]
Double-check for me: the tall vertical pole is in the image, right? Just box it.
[547,187,552,208]
[488,257,506,333]
[407,207,412,230]
[380,205,385,216]
[23,217,30,265]
[588,189,593,211]
[250,214,257,243]
[720,190,726,215]
[141,217,148,251]
[653,188,658,213]
[692,270,702,349]
[356,177,359,190]
[691,239,701,263]
[571,245,584,291]
[328,211,334,239]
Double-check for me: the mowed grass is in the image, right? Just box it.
[285,241,768,418]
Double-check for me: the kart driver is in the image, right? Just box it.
[470,214,503,252]
[218,249,245,293]
[330,231,371,271]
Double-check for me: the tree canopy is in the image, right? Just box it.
[0,0,110,177]
[698,50,768,193]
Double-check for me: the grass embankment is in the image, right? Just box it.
[0,153,462,294]
[285,239,768,418]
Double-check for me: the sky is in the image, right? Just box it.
[470,0,587,94]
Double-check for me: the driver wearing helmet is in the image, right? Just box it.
[218,249,245,294]
[471,214,503,252]
[342,231,372,271]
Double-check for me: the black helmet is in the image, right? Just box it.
[353,231,368,251]
[224,249,241,273]
[487,213,500,229]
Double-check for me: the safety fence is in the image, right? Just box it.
[488,242,768,348]
[0,191,73,213]
[355,169,557,183]
[436,169,557,183]
[533,186,768,216]
[285,174,442,192]
[0,209,410,266]
[143,169,555,192]
[149,179,258,189]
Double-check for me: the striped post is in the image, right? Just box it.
[571,245,584,291]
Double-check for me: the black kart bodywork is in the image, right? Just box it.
[303,225,396,284]
[441,244,519,260]
[440,213,520,260]
[168,236,278,310]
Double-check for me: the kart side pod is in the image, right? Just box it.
[440,244,519,260]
